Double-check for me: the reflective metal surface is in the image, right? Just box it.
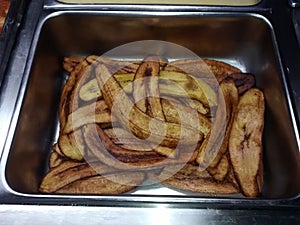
[0,204,299,225]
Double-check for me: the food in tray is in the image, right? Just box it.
[0,0,10,32]
[39,55,264,197]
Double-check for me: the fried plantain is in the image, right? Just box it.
[196,80,239,169]
[58,129,86,161]
[63,100,112,134]
[206,153,229,182]
[228,88,264,197]
[95,62,203,148]
[49,151,65,169]
[157,164,239,194]
[56,172,145,194]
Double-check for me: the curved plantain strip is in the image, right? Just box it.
[58,129,86,161]
[56,172,145,194]
[165,58,241,81]
[196,81,238,169]
[49,151,65,169]
[103,127,177,158]
[39,161,119,193]
[156,164,239,194]
[228,88,264,197]
[59,59,89,128]
[83,124,196,169]
[63,100,112,134]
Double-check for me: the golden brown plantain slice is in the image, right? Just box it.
[165,58,240,81]
[39,160,86,192]
[103,127,176,157]
[226,73,255,95]
[132,56,165,121]
[58,129,86,161]
[196,80,239,169]
[49,151,65,169]
[161,99,211,137]
[86,55,142,74]
[39,161,119,193]
[95,62,203,148]
[52,143,64,157]
[206,153,229,182]
[84,124,196,169]
[228,88,265,197]
[162,176,239,194]
[63,56,84,73]
[63,100,112,134]
[56,172,145,194]
[59,59,89,128]
[157,164,239,194]
[226,164,240,191]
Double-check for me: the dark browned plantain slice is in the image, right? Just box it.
[83,124,196,169]
[56,172,145,194]
[39,161,119,193]
[157,164,239,194]
[228,88,264,197]
[226,73,255,95]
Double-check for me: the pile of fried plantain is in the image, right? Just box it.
[39,55,264,197]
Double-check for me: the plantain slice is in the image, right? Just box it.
[84,124,165,167]
[161,99,211,137]
[132,60,148,113]
[63,56,84,73]
[63,100,112,134]
[196,80,239,169]
[39,161,121,193]
[39,160,87,193]
[95,62,203,148]
[59,59,89,128]
[49,151,65,169]
[228,88,265,197]
[58,129,86,161]
[52,143,65,157]
[156,164,239,194]
[165,58,240,81]
[103,127,176,158]
[86,55,142,74]
[226,73,255,95]
[206,153,229,182]
[84,124,196,169]
[132,57,165,121]
[56,172,145,194]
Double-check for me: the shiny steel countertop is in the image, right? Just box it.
[0,0,299,224]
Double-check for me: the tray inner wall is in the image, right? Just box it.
[5,14,300,198]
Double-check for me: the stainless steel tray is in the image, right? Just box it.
[0,4,299,208]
